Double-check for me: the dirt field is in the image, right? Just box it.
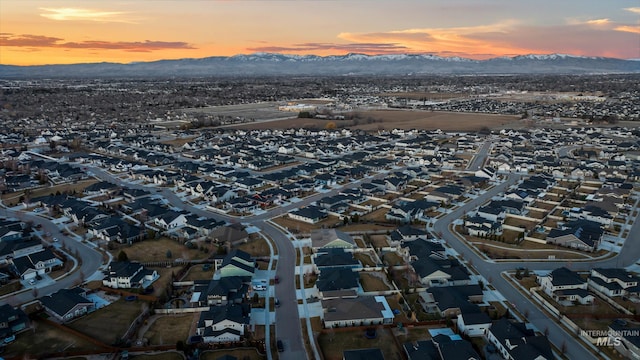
[68,299,144,345]
[144,314,194,345]
[112,237,209,263]
[4,318,102,357]
[228,110,519,132]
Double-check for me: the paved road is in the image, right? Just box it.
[432,173,640,360]
[467,140,492,171]
[1,207,103,306]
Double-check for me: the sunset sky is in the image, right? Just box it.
[1,0,639,65]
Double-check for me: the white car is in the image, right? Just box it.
[53,237,59,242]
[28,279,36,285]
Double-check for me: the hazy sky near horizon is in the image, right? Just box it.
[1,0,639,65]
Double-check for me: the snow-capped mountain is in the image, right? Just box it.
[1,53,638,78]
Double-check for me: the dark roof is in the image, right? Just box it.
[548,267,585,286]
[40,287,92,318]
[403,340,439,360]
[314,248,360,268]
[439,339,481,360]
[316,267,359,292]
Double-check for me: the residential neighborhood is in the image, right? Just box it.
[0,74,639,360]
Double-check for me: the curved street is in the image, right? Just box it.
[5,152,639,360]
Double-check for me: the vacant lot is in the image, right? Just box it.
[2,179,99,205]
[228,110,518,132]
[113,237,209,263]
[272,215,342,235]
[144,314,194,345]
[181,264,215,281]
[68,299,144,345]
[4,319,102,358]
[318,326,399,360]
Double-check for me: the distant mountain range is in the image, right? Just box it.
[1,53,639,78]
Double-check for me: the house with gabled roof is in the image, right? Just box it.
[315,267,360,298]
[419,285,483,318]
[102,261,159,289]
[411,256,470,288]
[486,318,554,360]
[39,287,95,323]
[310,229,355,249]
[153,210,189,230]
[11,248,61,280]
[209,224,248,245]
[288,206,327,224]
[0,304,29,342]
[537,267,593,305]
[196,303,250,343]
[321,295,394,328]
[217,250,255,278]
[588,268,640,298]
[313,248,361,270]
[546,219,602,252]
[191,276,249,307]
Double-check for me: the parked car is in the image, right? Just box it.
[276,339,284,352]
[275,298,280,307]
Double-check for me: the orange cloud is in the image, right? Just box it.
[625,7,640,15]
[0,33,196,52]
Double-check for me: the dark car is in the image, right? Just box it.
[276,339,284,352]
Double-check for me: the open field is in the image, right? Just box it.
[4,319,102,358]
[228,110,519,132]
[143,314,194,345]
[68,299,144,345]
[112,237,209,263]
[1,179,99,205]
[271,214,342,234]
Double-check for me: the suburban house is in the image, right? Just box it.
[485,318,554,360]
[588,268,640,298]
[546,219,603,252]
[11,248,61,280]
[0,304,29,343]
[313,248,361,270]
[403,328,481,360]
[310,229,356,249]
[39,287,95,322]
[102,261,159,289]
[153,210,189,230]
[411,256,470,288]
[537,267,593,305]
[217,250,255,278]
[321,295,394,328]
[456,311,492,337]
[420,285,483,317]
[195,303,250,343]
[609,320,640,360]
[191,276,249,307]
[288,206,328,224]
[315,267,360,299]
[209,224,249,245]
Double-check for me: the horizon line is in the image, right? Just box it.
[1,52,635,67]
